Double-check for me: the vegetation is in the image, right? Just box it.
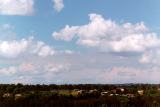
[0,84,159,107]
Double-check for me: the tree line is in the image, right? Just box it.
[0,83,159,107]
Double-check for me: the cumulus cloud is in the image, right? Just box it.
[101,67,160,83]
[45,64,64,73]
[1,62,69,84]
[0,37,55,58]
[139,52,152,63]
[0,0,35,15]
[32,41,55,57]
[53,13,160,64]
[0,63,35,76]
[0,66,17,75]
[19,63,35,72]
[1,49,160,84]
[63,50,75,55]
[53,0,64,12]
[139,50,160,64]
[0,39,29,58]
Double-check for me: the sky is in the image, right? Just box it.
[0,0,160,84]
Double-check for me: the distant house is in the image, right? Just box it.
[89,89,98,94]
[15,94,22,100]
[157,88,160,91]
[137,90,144,96]
[115,94,119,96]
[77,90,85,95]
[3,93,12,98]
[120,88,124,92]
[101,91,108,96]
[109,94,114,96]
[116,88,125,93]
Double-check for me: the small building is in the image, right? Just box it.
[120,88,124,92]
[101,92,108,96]
[3,93,12,98]
[77,90,85,95]
[89,89,98,94]
[15,94,22,100]
[109,94,114,96]
[115,94,119,96]
[137,90,144,96]
[116,88,125,93]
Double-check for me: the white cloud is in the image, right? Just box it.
[53,13,160,53]
[0,62,69,83]
[38,46,55,57]
[100,67,160,83]
[139,50,160,64]
[0,66,17,75]
[1,49,160,84]
[139,52,152,63]
[19,63,35,72]
[53,13,160,64]
[106,33,160,52]
[53,0,64,12]
[0,0,35,15]
[45,64,64,73]
[63,50,74,55]
[53,25,79,41]
[0,37,55,58]
[32,41,55,57]
[0,24,55,58]
[0,39,30,58]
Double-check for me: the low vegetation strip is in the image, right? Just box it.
[0,84,159,107]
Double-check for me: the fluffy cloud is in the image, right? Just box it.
[0,39,29,58]
[0,37,55,58]
[0,66,17,75]
[53,13,160,64]
[19,63,35,72]
[53,13,160,52]
[101,67,160,83]
[53,0,64,12]
[30,39,55,57]
[1,49,160,84]
[139,50,160,64]
[32,41,55,57]
[0,24,55,58]
[0,0,35,15]
[45,64,63,73]
[1,62,69,84]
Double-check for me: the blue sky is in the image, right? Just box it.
[0,0,160,84]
